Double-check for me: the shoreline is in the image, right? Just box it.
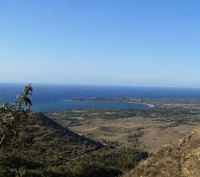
[32,100,151,112]
[146,103,155,108]
[134,102,155,108]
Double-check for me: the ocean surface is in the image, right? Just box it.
[1,83,200,111]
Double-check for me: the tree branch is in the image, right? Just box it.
[0,133,6,146]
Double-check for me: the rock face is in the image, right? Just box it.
[123,126,200,177]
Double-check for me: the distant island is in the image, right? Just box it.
[64,96,142,103]
[89,96,142,102]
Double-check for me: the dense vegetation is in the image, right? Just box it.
[0,84,33,153]
[0,147,147,177]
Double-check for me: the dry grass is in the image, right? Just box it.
[123,126,200,177]
[52,114,199,153]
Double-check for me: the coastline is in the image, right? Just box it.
[134,102,155,108]
[32,100,150,111]
[64,98,154,109]
[145,103,155,108]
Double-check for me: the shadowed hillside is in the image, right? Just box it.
[25,112,104,164]
[123,126,200,177]
[1,112,103,168]
[0,112,149,177]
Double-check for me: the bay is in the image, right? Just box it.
[1,83,200,111]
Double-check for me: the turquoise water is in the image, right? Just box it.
[32,100,149,111]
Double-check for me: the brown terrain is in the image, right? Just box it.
[123,126,200,177]
[52,115,198,153]
[46,105,200,176]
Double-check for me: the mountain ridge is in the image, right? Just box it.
[123,126,200,177]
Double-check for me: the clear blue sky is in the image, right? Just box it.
[1,0,200,87]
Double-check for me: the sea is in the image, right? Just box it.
[1,83,200,111]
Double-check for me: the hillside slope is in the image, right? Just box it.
[123,126,200,177]
[2,112,103,168]
[0,112,149,177]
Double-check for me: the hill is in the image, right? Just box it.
[123,126,200,177]
[0,112,149,177]
[1,112,103,168]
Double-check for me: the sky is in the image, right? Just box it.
[1,0,200,87]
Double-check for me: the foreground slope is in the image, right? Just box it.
[123,126,200,177]
[0,112,149,177]
[4,112,103,167]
